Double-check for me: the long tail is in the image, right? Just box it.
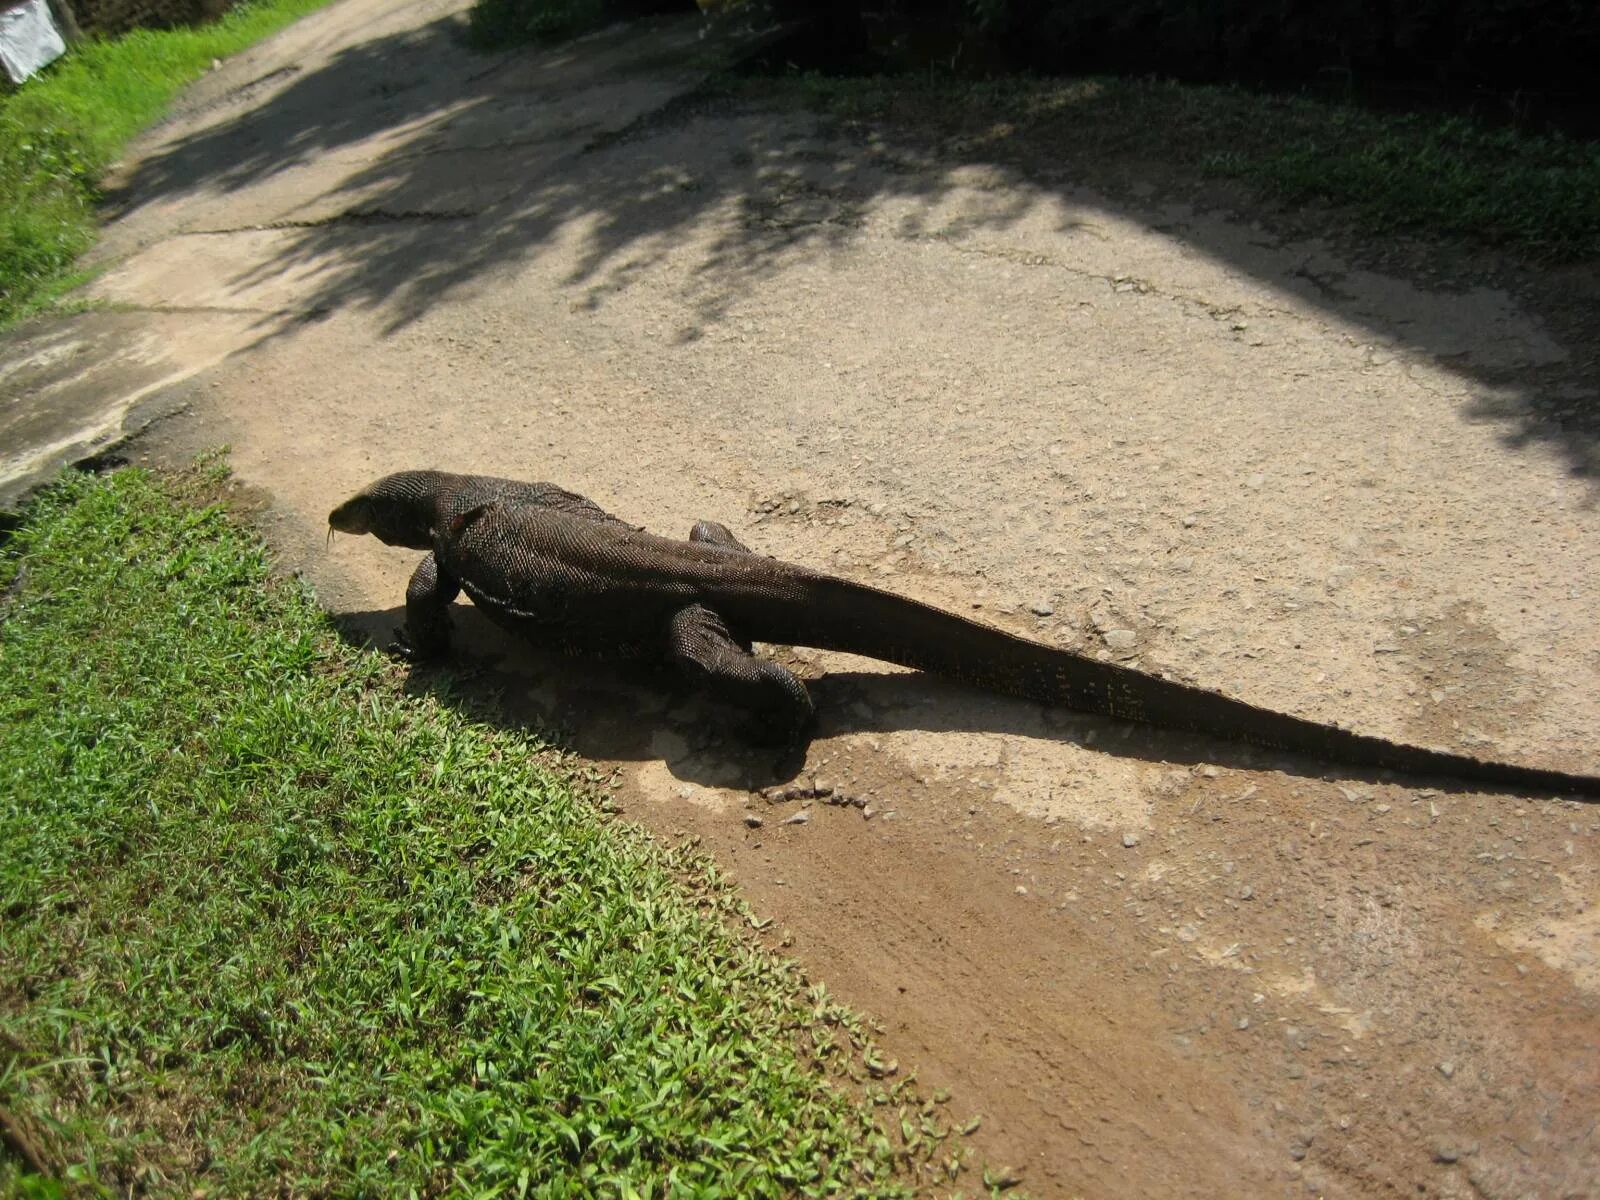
[750,573,1600,797]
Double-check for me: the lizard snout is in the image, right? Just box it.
[327,495,374,536]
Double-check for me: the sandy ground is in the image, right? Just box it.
[6,0,1599,1194]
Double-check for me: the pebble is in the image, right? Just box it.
[764,783,836,804]
[1436,1061,1455,1079]
[1104,629,1138,652]
[1122,831,1140,848]
[1240,885,1255,900]
[1430,1135,1475,1164]
[1030,599,1055,616]
[782,811,810,826]
[744,814,764,829]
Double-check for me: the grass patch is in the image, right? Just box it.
[753,72,1600,262]
[0,464,959,1195]
[0,0,336,328]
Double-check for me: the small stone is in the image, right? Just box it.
[744,814,764,829]
[1104,628,1137,652]
[1030,599,1055,617]
[1240,885,1255,900]
[1436,1061,1455,1079]
[861,805,876,820]
[1430,1135,1475,1164]
[1182,515,1197,527]
[1015,885,1028,895]
[1122,831,1140,848]
[1236,1016,1250,1030]
[782,811,810,826]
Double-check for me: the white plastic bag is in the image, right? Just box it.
[0,0,67,85]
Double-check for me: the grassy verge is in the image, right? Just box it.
[0,464,962,1195]
[753,72,1600,263]
[0,0,336,328]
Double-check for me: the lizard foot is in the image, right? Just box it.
[387,625,449,663]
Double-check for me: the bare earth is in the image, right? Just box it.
[9,0,1599,1194]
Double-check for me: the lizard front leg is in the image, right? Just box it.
[665,603,814,745]
[393,551,461,661]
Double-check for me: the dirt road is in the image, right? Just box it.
[12,0,1599,1194]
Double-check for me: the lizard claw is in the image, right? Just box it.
[387,626,422,661]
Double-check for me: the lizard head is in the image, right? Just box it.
[328,471,445,550]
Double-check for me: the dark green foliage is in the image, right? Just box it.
[467,0,615,49]
[779,0,1600,99]
[983,0,1600,96]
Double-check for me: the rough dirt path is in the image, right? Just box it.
[13,0,1600,1194]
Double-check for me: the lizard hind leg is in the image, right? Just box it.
[688,520,751,553]
[687,521,755,653]
[665,603,814,745]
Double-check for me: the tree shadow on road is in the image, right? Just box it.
[107,8,1600,478]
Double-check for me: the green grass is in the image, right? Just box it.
[0,464,964,1196]
[756,72,1600,262]
[0,0,336,328]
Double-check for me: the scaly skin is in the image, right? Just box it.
[329,470,1600,798]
